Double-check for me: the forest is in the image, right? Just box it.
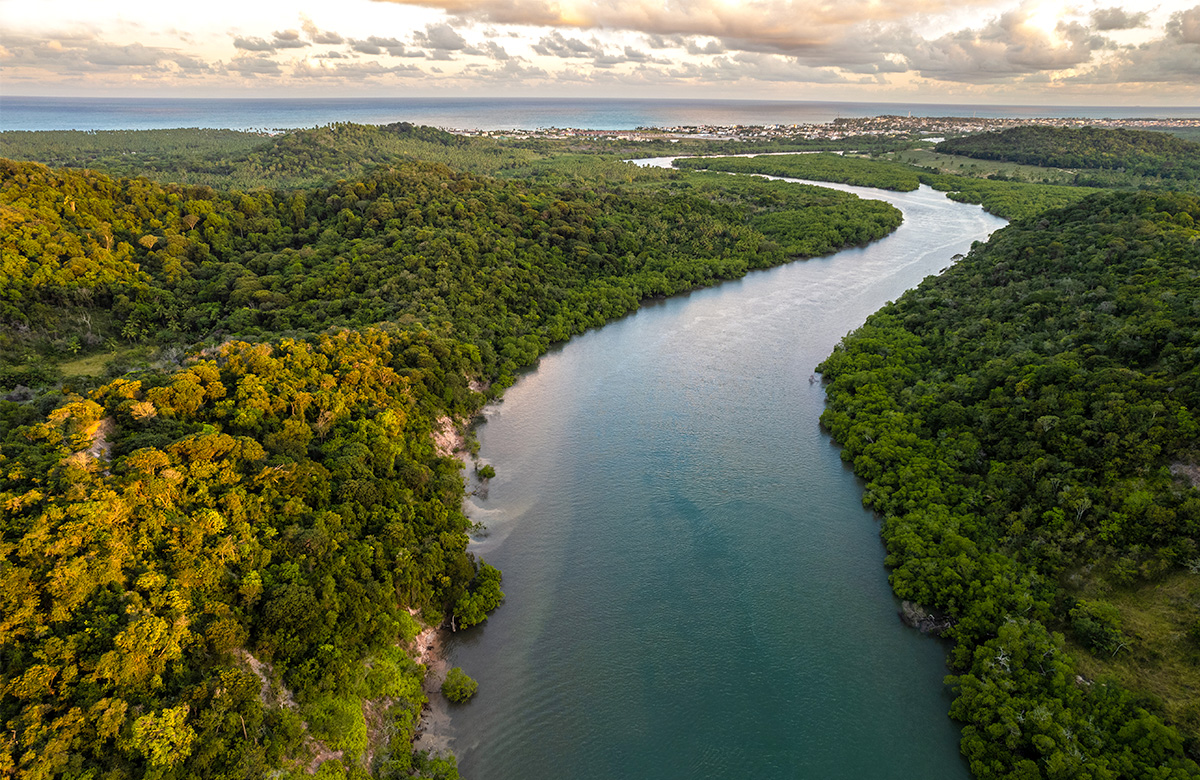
[0,132,903,779]
[3,120,1198,779]
[935,126,1200,183]
[672,153,1103,221]
[819,190,1200,778]
[0,124,919,191]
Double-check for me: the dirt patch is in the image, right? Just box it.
[432,415,467,460]
[85,417,114,461]
[411,622,454,758]
[1170,461,1200,489]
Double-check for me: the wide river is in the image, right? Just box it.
[442,165,1007,778]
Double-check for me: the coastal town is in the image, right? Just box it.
[456,113,1200,142]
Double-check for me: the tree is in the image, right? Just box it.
[441,668,477,703]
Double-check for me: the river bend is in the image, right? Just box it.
[441,166,1007,779]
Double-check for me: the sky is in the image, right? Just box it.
[1,0,1198,104]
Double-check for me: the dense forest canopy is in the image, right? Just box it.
[0,124,919,192]
[4,120,1199,779]
[935,126,1200,181]
[819,190,1200,778]
[0,135,905,778]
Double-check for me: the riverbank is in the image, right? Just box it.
[413,622,455,758]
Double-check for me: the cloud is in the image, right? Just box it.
[349,35,422,56]
[270,30,310,49]
[1166,5,1200,44]
[233,36,278,53]
[482,41,511,60]
[899,8,1107,82]
[645,34,686,49]
[227,55,283,75]
[1075,6,1200,84]
[300,17,345,45]
[0,31,214,74]
[686,39,725,55]
[367,0,998,54]
[291,59,423,78]
[414,23,469,50]
[461,58,551,81]
[1090,7,1150,31]
[532,30,600,57]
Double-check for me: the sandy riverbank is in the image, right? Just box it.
[411,604,455,757]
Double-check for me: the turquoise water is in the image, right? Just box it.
[442,177,1007,778]
[3,96,1198,132]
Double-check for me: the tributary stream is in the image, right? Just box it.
[441,163,1007,778]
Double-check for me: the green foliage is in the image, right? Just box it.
[675,152,922,191]
[936,126,1200,181]
[306,697,368,759]
[672,151,1099,221]
[819,190,1200,778]
[441,668,478,704]
[0,129,905,778]
[454,562,504,629]
[477,464,496,479]
[131,704,197,768]
[0,123,540,188]
[918,172,1101,221]
[1070,600,1126,654]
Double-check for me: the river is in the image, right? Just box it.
[438,165,1008,778]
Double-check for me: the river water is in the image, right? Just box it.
[441,168,1007,778]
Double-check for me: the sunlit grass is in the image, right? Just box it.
[56,346,144,378]
[1071,570,1200,740]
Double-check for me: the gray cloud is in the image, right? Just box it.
[414,23,469,50]
[645,34,686,49]
[358,35,423,56]
[1090,7,1150,31]
[271,34,309,50]
[233,36,278,52]
[533,31,601,57]
[686,39,725,55]
[350,39,383,54]
[1167,5,1200,43]
[482,40,511,60]
[1074,6,1200,84]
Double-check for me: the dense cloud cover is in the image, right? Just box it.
[1,0,1197,100]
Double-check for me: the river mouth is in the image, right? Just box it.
[440,171,1006,779]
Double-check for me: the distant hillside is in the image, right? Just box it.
[935,126,1200,181]
[0,124,537,188]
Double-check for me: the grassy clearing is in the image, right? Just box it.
[1070,569,1200,740]
[890,149,1076,184]
[55,346,148,378]
[55,351,115,378]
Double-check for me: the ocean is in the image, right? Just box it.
[3,96,1199,133]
